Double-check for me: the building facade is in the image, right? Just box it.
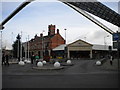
[53,39,117,59]
[23,24,65,58]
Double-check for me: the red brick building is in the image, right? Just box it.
[26,24,65,58]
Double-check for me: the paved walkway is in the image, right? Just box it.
[97,59,120,71]
[2,59,119,88]
[2,59,118,76]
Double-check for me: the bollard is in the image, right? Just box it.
[37,62,43,67]
[18,61,25,65]
[67,60,72,64]
[26,60,31,64]
[54,62,60,68]
[96,61,101,66]
[42,61,47,64]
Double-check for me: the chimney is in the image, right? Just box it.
[40,33,43,37]
[48,24,55,36]
[48,32,50,36]
[57,29,59,34]
[35,34,37,38]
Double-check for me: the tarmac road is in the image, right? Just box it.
[2,59,119,88]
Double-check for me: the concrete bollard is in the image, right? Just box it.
[37,62,43,67]
[42,61,47,64]
[54,62,60,68]
[67,60,72,64]
[95,61,101,66]
[18,61,25,65]
[26,60,31,64]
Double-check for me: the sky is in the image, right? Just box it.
[0,0,119,50]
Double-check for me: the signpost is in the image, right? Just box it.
[113,32,120,49]
[112,31,120,76]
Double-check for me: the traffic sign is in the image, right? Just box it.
[113,32,120,49]
[113,33,120,41]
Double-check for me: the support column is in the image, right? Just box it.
[48,50,51,56]
[67,47,70,59]
[90,50,93,59]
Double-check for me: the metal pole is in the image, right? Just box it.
[42,30,45,60]
[1,0,35,26]
[21,31,22,61]
[117,31,120,71]
[0,31,2,65]
[11,32,13,59]
[28,35,29,60]
[25,37,27,60]
[42,34,43,60]
[64,2,114,35]
[17,37,19,61]
[64,29,67,44]
[0,30,2,90]
[117,31,120,89]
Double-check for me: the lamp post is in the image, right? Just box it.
[64,29,67,44]
[28,35,30,60]
[25,37,27,61]
[0,31,2,65]
[20,31,22,61]
[11,32,14,59]
[42,30,45,60]
[17,34,21,61]
[64,29,67,61]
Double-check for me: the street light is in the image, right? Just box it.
[0,31,2,65]
[42,30,45,60]
[28,35,30,61]
[11,32,14,59]
[20,31,23,61]
[64,29,67,44]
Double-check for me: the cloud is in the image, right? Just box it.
[1,1,118,50]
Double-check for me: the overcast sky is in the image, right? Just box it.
[0,0,119,49]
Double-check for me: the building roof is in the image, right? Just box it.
[67,39,93,47]
[92,44,117,51]
[52,40,117,51]
[52,44,67,51]
[92,45,108,50]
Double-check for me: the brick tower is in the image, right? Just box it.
[48,24,55,36]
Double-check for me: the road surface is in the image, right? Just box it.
[2,59,119,88]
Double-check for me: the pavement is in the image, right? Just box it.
[96,59,120,71]
[2,59,119,89]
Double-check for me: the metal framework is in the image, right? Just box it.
[0,0,120,34]
[65,2,114,34]
[64,1,120,27]
[0,0,34,28]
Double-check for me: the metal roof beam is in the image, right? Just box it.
[64,2,115,34]
[0,0,35,29]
